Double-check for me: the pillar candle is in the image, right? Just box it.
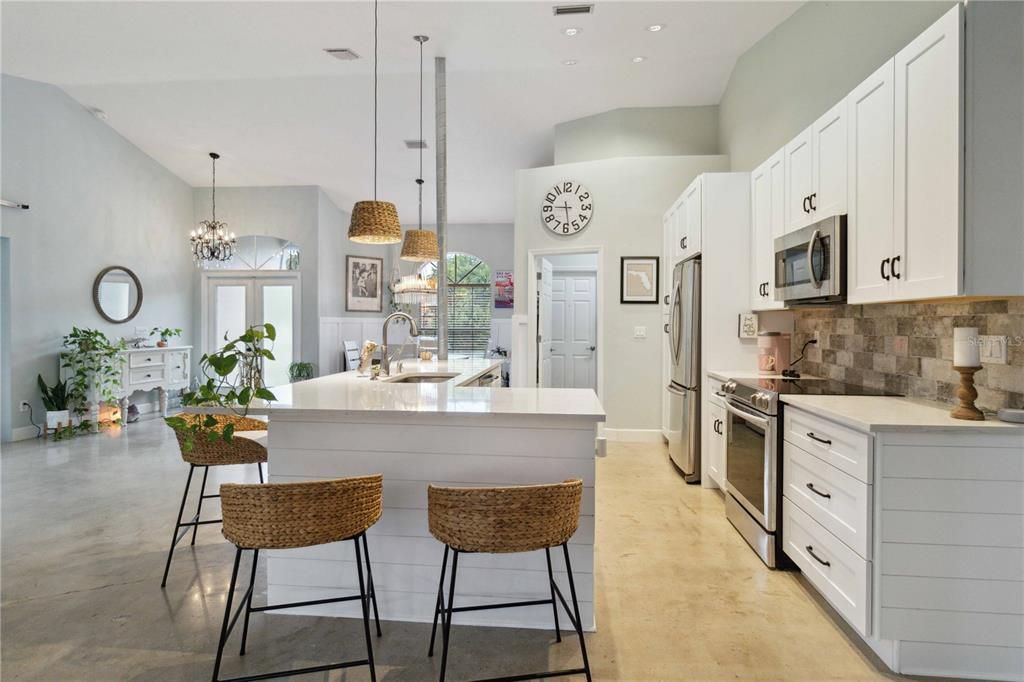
[953,327,981,367]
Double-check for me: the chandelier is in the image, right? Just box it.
[191,152,236,263]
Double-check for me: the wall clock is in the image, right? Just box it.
[541,180,593,236]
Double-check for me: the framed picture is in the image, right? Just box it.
[738,312,759,339]
[620,256,659,304]
[494,270,514,309]
[346,255,384,312]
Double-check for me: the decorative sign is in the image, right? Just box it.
[495,270,514,309]
[541,180,593,236]
[738,313,759,339]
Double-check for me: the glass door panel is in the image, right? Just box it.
[259,284,296,387]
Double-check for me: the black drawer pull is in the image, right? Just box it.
[806,545,831,567]
[806,482,832,499]
[664,295,670,305]
[806,432,832,446]
[664,323,670,334]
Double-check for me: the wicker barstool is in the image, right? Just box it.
[212,475,384,682]
[161,414,268,588]
[426,479,591,682]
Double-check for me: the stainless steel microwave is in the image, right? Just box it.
[773,215,846,306]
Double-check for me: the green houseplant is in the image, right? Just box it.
[150,327,182,348]
[37,374,71,430]
[61,327,126,429]
[165,323,277,451]
[288,361,316,382]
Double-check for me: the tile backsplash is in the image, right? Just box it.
[792,298,1024,412]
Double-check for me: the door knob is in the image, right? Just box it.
[589,346,596,351]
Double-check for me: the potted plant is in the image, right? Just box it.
[165,324,277,451]
[288,361,316,382]
[61,327,127,430]
[37,374,71,430]
[150,327,182,348]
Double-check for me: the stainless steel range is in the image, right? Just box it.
[718,376,897,567]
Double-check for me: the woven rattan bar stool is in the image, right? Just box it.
[212,475,384,682]
[427,479,592,682]
[161,414,268,588]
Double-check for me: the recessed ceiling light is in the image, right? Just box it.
[564,27,581,37]
[631,56,646,63]
[647,24,664,32]
[563,59,578,66]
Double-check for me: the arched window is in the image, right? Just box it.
[418,252,492,357]
[199,235,301,271]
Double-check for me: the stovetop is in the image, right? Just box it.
[719,375,901,416]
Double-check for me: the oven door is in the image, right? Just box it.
[774,216,844,303]
[722,398,776,532]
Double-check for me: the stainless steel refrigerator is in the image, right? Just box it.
[666,257,701,482]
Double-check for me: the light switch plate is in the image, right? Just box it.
[979,335,1008,364]
[633,326,647,339]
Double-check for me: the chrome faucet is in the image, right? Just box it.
[380,312,419,376]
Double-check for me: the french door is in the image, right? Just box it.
[202,272,301,388]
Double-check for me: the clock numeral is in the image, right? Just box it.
[579,192,590,200]
[580,214,589,223]
[544,215,555,223]
[580,203,592,211]
[571,220,580,229]
[562,225,569,234]
[545,193,557,203]
[563,181,573,193]
[542,205,552,213]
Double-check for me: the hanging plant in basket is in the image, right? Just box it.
[165,323,277,451]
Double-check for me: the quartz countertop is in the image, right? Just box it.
[706,369,823,382]
[219,358,605,420]
[781,394,1024,433]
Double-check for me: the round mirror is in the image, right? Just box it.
[92,266,143,323]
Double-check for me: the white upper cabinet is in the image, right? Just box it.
[784,127,815,232]
[812,99,849,220]
[750,149,786,311]
[672,198,687,262]
[847,59,896,304]
[682,177,702,258]
[892,3,962,300]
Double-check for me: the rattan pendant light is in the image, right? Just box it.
[348,0,402,244]
[400,35,439,262]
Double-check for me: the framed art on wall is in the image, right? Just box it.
[495,270,514,309]
[620,256,659,304]
[346,255,383,312]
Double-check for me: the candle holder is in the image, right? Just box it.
[951,366,985,421]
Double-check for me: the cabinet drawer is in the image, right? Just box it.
[783,442,872,558]
[129,352,164,368]
[130,367,165,385]
[784,407,872,482]
[783,498,871,636]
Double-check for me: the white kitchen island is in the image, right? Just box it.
[239,358,605,630]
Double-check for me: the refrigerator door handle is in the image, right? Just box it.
[666,383,687,396]
[669,278,682,365]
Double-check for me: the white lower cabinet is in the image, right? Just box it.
[661,312,671,439]
[704,392,726,488]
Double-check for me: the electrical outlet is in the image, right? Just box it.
[19,400,30,413]
[979,335,1008,364]
[633,326,647,339]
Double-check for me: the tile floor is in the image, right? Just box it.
[1,418,913,680]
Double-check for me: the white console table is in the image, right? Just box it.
[62,345,191,427]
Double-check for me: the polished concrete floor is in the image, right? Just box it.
[2,418,910,681]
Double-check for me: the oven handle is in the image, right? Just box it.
[806,228,822,289]
[722,399,771,429]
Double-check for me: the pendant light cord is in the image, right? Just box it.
[417,35,424,230]
[373,0,379,200]
[211,154,217,222]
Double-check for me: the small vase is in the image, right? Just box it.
[157,340,168,348]
[46,409,70,430]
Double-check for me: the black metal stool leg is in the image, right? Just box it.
[361,533,382,637]
[161,464,195,587]
[257,462,264,484]
[239,549,259,656]
[545,547,562,642]
[562,543,592,682]
[427,544,449,657]
[354,534,377,682]
[191,466,210,546]
[211,547,243,682]
[438,548,459,682]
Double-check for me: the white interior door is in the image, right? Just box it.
[204,273,301,388]
[537,258,554,386]
[549,271,597,390]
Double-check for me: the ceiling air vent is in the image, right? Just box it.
[553,4,593,15]
[324,48,360,61]
[404,139,428,150]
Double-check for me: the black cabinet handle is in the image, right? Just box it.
[806,545,831,567]
[681,236,687,249]
[764,282,770,298]
[664,295,670,305]
[806,482,832,499]
[664,323,670,334]
[806,432,832,446]
[809,192,817,211]
[891,255,901,280]
[881,257,891,281]
[802,196,810,213]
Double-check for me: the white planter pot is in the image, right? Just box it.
[45,410,71,429]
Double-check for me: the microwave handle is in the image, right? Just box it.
[806,229,822,289]
[722,399,771,429]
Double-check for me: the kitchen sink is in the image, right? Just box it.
[383,373,458,384]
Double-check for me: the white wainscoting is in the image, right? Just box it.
[319,316,514,375]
